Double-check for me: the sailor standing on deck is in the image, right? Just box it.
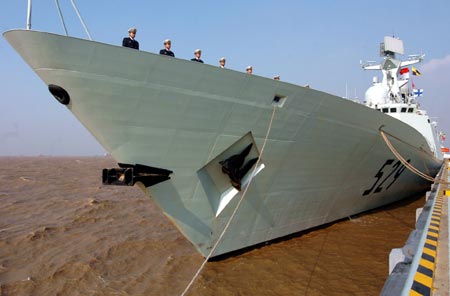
[122,27,139,50]
[219,57,226,68]
[159,39,175,57]
[190,49,204,63]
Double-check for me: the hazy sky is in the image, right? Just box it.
[1,0,449,155]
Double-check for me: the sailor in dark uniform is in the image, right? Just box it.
[190,49,204,63]
[159,39,175,57]
[122,27,139,50]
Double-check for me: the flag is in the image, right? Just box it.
[399,67,409,75]
[412,67,422,76]
[413,88,423,97]
[399,67,409,79]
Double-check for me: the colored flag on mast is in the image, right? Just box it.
[399,67,410,79]
[413,88,424,97]
[412,67,422,76]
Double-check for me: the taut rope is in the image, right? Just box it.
[180,105,278,296]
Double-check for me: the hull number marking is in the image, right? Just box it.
[363,159,411,196]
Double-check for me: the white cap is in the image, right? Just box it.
[246,65,253,70]
[128,27,137,33]
[194,49,201,54]
[164,39,171,44]
[219,57,226,62]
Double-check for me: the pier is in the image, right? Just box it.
[382,159,449,295]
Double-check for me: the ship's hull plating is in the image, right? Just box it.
[4,30,442,257]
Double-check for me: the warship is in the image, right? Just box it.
[4,4,444,257]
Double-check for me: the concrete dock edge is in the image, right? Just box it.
[380,159,449,296]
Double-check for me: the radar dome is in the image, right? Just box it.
[365,84,388,106]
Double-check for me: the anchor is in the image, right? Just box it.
[219,143,259,190]
[102,163,173,187]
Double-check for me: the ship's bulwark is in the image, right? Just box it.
[4,29,442,257]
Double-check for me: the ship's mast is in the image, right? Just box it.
[362,37,425,106]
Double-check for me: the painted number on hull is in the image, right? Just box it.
[362,159,410,196]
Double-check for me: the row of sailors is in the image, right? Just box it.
[122,27,280,79]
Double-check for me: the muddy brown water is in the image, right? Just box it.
[0,157,424,295]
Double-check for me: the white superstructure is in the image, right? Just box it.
[362,36,441,159]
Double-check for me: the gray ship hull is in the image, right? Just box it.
[4,30,442,257]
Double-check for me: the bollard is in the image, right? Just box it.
[389,248,406,274]
[415,208,423,222]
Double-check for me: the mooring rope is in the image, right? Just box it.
[379,128,449,185]
[180,105,278,296]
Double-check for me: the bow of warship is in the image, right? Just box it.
[4,27,444,257]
